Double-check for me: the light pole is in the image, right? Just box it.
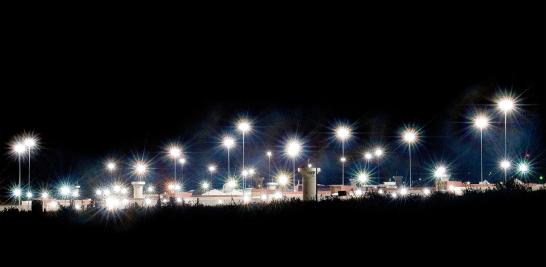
[12,141,26,205]
[223,136,235,177]
[285,138,302,191]
[499,159,511,182]
[473,114,490,182]
[277,172,289,198]
[335,125,351,185]
[374,147,384,182]
[208,165,216,188]
[497,97,515,180]
[237,120,251,193]
[402,128,418,188]
[266,151,272,183]
[168,146,182,181]
[179,158,186,188]
[23,135,38,196]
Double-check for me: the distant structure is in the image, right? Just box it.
[299,164,320,201]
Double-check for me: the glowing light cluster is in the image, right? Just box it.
[402,128,418,144]
[335,125,352,141]
[285,139,302,158]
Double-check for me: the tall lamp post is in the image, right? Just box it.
[179,158,186,187]
[285,138,302,191]
[266,151,272,183]
[208,165,216,189]
[499,159,511,182]
[168,146,182,181]
[223,136,235,177]
[402,128,419,188]
[335,125,352,185]
[11,140,26,205]
[23,135,38,196]
[497,97,515,181]
[473,114,490,182]
[374,147,384,182]
[237,120,251,192]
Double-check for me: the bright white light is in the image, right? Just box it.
[243,195,251,203]
[133,161,149,177]
[41,191,49,199]
[266,151,272,157]
[340,157,346,163]
[218,200,224,204]
[113,185,121,193]
[167,184,175,190]
[174,184,181,191]
[95,189,103,196]
[517,162,530,175]
[106,161,116,172]
[335,125,352,141]
[23,136,38,149]
[473,114,490,130]
[176,197,182,203]
[364,152,373,161]
[26,191,33,199]
[423,188,431,196]
[12,142,26,155]
[168,146,182,159]
[356,172,369,184]
[120,187,128,195]
[201,181,210,190]
[374,147,384,158]
[402,128,418,144]
[237,120,251,133]
[222,136,235,149]
[399,188,408,196]
[355,189,363,196]
[260,194,268,201]
[226,179,237,189]
[434,165,448,179]
[144,198,152,205]
[285,139,302,159]
[497,97,515,113]
[75,204,81,210]
[500,159,511,170]
[103,189,111,196]
[12,188,22,197]
[105,197,119,210]
[277,173,290,186]
[248,168,255,176]
[208,165,216,173]
[72,190,79,198]
[59,186,71,196]
[273,191,283,199]
[378,189,384,195]
[147,186,154,193]
[391,192,398,198]
[179,158,186,165]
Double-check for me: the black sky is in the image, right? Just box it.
[1,2,545,191]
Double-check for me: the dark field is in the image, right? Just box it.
[2,190,545,264]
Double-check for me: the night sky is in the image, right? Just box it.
[1,2,544,195]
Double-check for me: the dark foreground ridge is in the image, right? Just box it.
[2,190,545,264]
